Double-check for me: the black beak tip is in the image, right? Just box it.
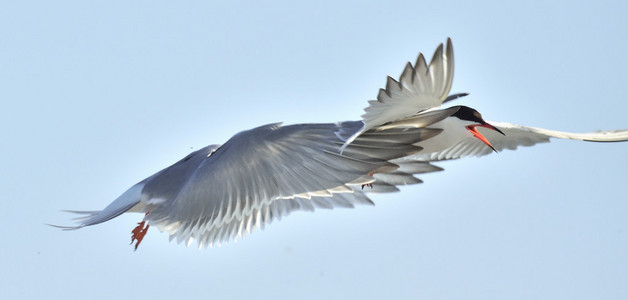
[495,127,506,136]
[485,123,505,136]
[487,143,499,153]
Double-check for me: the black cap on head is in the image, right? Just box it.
[451,106,486,124]
[450,105,506,153]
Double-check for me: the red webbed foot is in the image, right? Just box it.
[130,213,150,251]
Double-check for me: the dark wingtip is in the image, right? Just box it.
[444,93,469,103]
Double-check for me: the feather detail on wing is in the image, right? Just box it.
[142,110,454,248]
[340,38,455,152]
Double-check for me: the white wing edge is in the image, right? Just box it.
[491,122,628,142]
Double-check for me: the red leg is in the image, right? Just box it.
[361,173,374,190]
[130,212,150,251]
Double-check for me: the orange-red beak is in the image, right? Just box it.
[465,123,505,153]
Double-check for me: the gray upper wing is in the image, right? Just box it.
[142,121,444,247]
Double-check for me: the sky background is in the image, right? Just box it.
[2,1,628,299]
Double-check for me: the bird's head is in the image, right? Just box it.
[452,106,505,153]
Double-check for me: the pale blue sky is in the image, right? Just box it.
[2,1,628,299]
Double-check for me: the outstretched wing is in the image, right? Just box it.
[341,38,456,151]
[142,113,453,247]
[409,121,628,161]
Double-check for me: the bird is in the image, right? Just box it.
[53,38,628,250]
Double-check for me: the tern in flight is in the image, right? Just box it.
[54,38,628,250]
